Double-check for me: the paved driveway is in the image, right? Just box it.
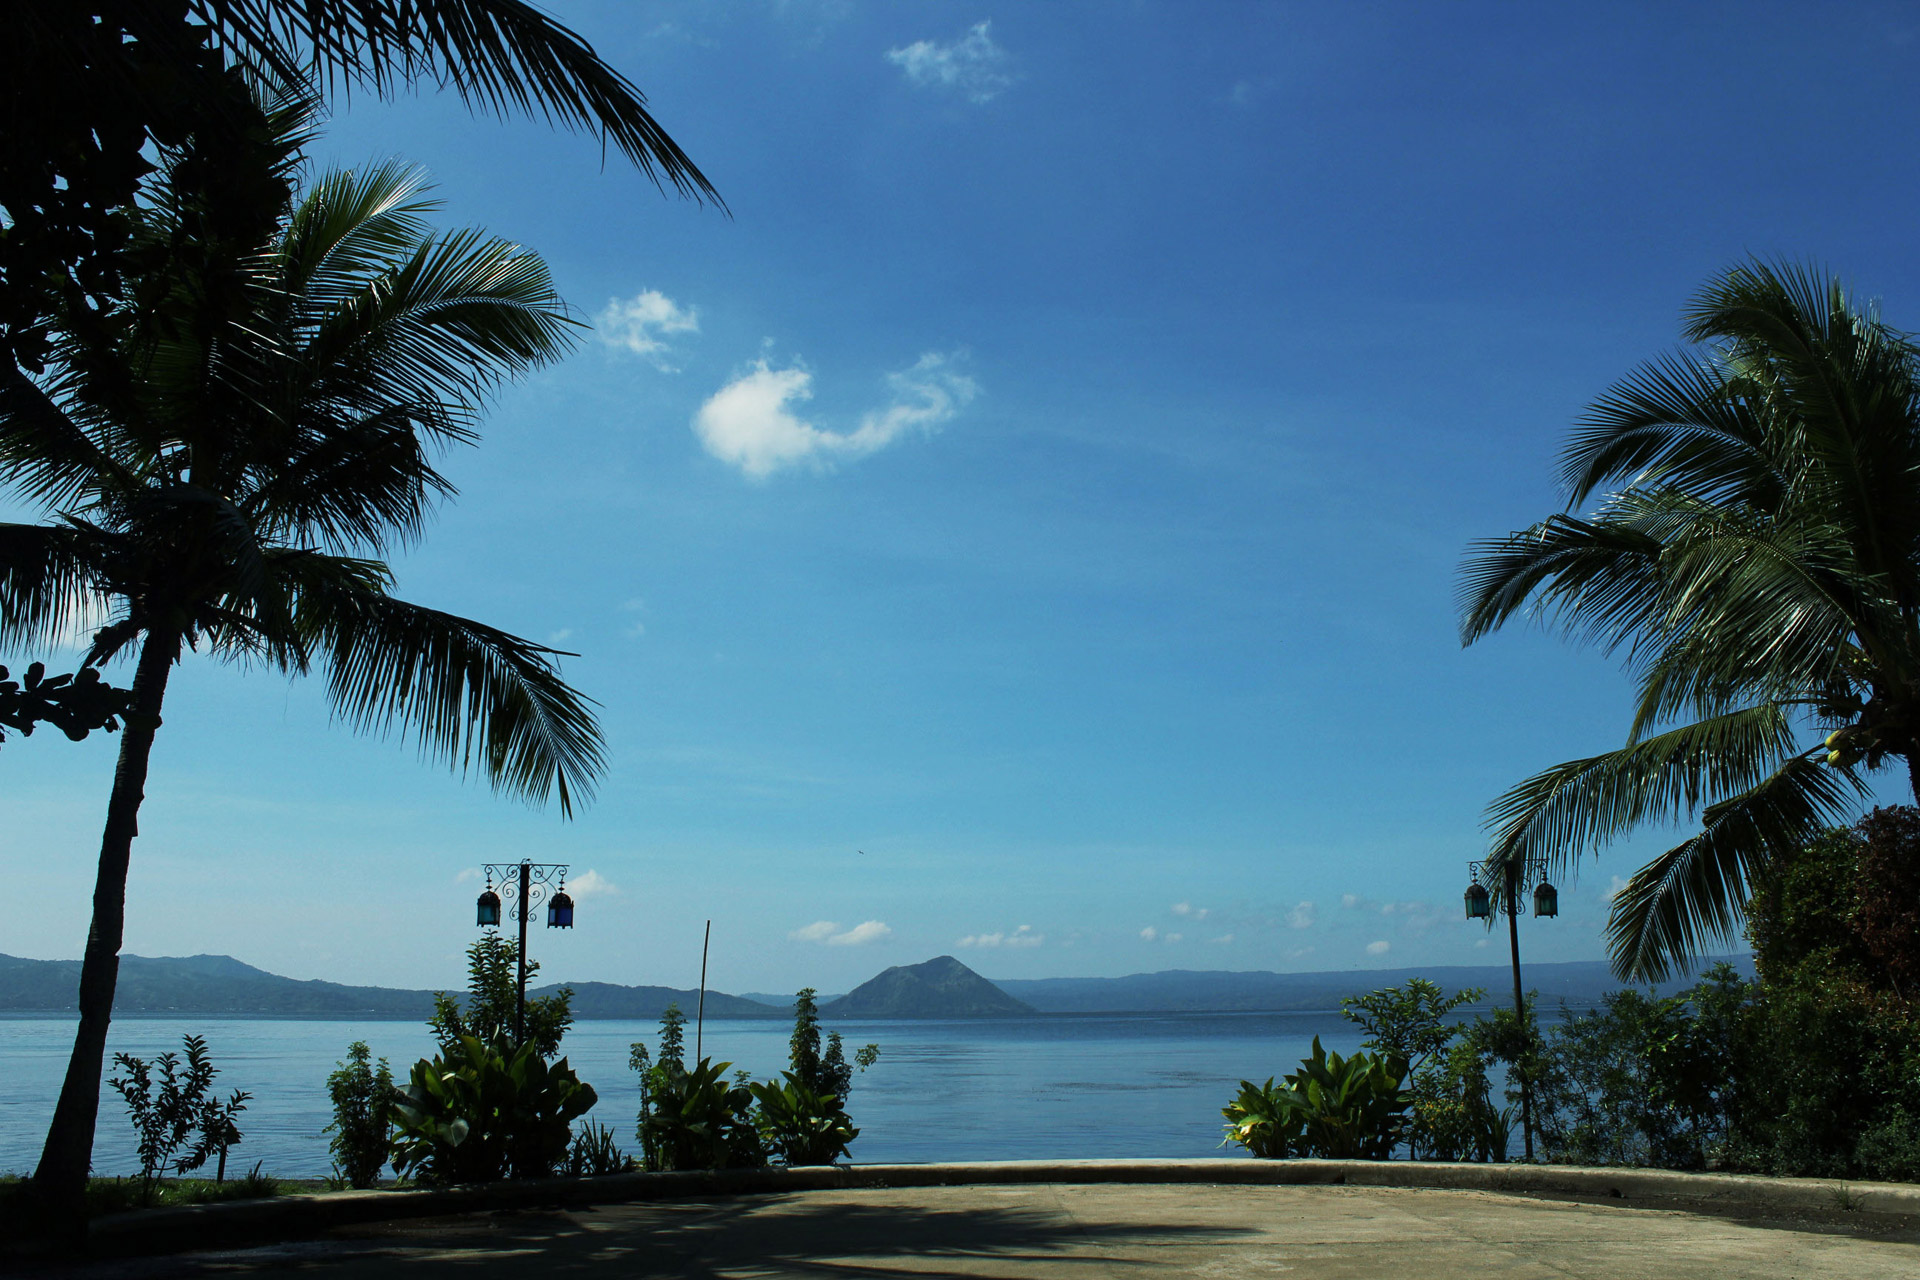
[42,1182,1920,1279]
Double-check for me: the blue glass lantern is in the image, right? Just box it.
[476,888,502,928]
[1533,881,1559,919]
[547,890,575,929]
[1464,881,1491,920]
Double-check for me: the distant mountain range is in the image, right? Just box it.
[0,950,1752,1020]
[993,956,1754,1014]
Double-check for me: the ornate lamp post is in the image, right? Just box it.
[1464,851,1557,1160]
[474,860,574,1048]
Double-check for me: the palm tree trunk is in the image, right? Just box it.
[1909,751,1920,803]
[32,628,179,1225]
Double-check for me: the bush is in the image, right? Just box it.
[638,1055,766,1171]
[389,1036,597,1184]
[1221,1037,1407,1159]
[325,1041,396,1189]
[430,934,574,1060]
[562,1121,633,1176]
[107,1034,250,1198]
[1342,979,1503,1160]
[751,1075,859,1166]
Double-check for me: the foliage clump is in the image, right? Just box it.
[324,1041,397,1189]
[430,934,575,1061]
[107,1035,250,1198]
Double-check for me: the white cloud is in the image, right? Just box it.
[1606,875,1629,902]
[1139,925,1158,942]
[693,351,976,479]
[790,920,839,943]
[1286,900,1316,929]
[454,867,482,884]
[828,920,892,946]
[959,924,1044,949]
[1288,945,1315,960]
[566,869,619,901]
[1165,932,1183,943]
[546,628,574,646]
[1341,893,1364,910]
[597,289,699,371]
[885,21,1012,103]
[1367,940,1391,956]
[1210,933,1235,945]
[1474,937,1491,948]
[1171,902,1209,920]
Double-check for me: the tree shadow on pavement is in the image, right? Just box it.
[53,1192,1262,1280]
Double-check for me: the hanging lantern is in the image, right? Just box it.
[547,890,575,929]
[476,888,502,928]
[1533,881,1559,918]
[1464,881,1491,920]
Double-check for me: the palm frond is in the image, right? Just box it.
[1483,704,1802,878]
[292,561,604,815]
[1604,753,1870,981]
[196,0,723,207]
[0,521,112,653]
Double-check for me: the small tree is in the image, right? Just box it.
[430,934,574,1059]
[107,1035,249,1199]
[325,1041,397,1189]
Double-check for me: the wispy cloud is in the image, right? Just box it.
[693,351,975,479]
[567,869,619,901]
[790,919,892,946]
[1170,902,1208,920]
[886,21,1012,103]
[1139,925,1158,942]
[455,867,482,884]
[1367,940,1391,956]
[1286,900,1316,929]
[960,924,1043,949]
[597,289,699,371]
[829,920,892,946]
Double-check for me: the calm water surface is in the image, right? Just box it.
[0,1013,1366,1176]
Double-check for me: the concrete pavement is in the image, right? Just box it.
[37,1179,1920,1279]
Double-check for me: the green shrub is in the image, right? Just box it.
[389,1036,597,1184]
[107,1034,250,1198]
[1221,1037,1407,1159]
[636,1055,766,1171]
[1220,1077,1305,1158]
[430,934,574,1060]
[325,1041,396,1189]
[751,1075,859,1166]
[1342,979,1502,1160]
[561,1120,633,1176]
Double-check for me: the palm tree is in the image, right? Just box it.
[1458,260,1920,982]
[5,87,605,1212]
[4,0,721,375]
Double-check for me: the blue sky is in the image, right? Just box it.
[9,1,1920,995]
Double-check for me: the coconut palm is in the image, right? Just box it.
[6,88,604,1209]
[1458,260,1920,982]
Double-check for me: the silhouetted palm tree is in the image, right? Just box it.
[6,87,604,1211]
[1460,261,1919,981]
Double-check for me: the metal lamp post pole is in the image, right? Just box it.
[1504,859,1534,1162]
[515,860,532,1048]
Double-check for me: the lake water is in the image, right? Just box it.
[0,1012,1371,1177]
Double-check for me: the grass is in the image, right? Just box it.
[0,1166,287,1231]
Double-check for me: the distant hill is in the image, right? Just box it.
[824,956,1036,1018]
[0,953,436,1017]
[740,992,843,1010]
[991,956,1754,1014]
[0,954,782,1020]
[535,981,783,1020]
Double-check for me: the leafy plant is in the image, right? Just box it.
[430,934,575,1060]
[562,1121,633,1177]
[390,1036,597,1184]
[107,1035,250,1199]
[637,1056,766,1172]
[1406,1041,1513,1162]
[325,1041,397,1189]
[1221,1038,1408,1160]
[1221,1078,1306,1158]
[1342,979,1483,1074]
[751,1075,859,1166]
